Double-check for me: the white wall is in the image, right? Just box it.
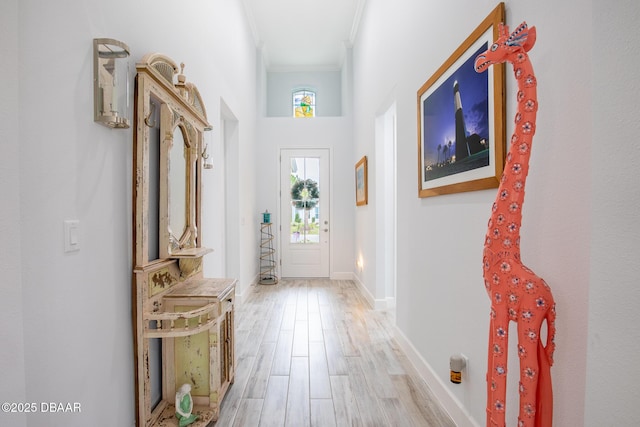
[585,1,640,425]
[267,70,343,117]
[4,1,639,426]
[0,1,257,426]
[352,0,598,425]
[255,117,355,278]
[0,0,26,426]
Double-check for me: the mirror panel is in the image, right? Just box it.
[169,124,187,243]
[159,103,202,258]
[147,97,161,261]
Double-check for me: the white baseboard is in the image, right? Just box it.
[348,272,478,426]
[351,272,395,310]
[351,273,376,308]
[392,326,481,427]
[234,274,260,304]
[385,296,396,309]
[330,271,353,280]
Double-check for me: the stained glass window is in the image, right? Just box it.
[293,90,315,118]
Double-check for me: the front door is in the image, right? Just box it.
[280,148,330,277]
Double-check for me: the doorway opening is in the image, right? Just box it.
[279,148,331,277]
[375,102,397,311]
[221,99,239,279]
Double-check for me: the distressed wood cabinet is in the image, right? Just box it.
[132,53,235,427]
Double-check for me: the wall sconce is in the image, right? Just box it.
[202,126,214,169]
[93,38,130,128]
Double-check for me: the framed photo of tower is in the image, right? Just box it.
[417,2,506,198]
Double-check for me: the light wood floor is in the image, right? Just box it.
[214,278,455,427]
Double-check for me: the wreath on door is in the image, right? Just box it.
[291,178,319,210]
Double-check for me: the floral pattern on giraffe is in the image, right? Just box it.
[475,21,557,427]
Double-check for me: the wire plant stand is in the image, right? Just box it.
[259,222,278,285]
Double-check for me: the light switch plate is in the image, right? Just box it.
[64,220,80,253]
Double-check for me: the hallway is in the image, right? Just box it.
[216,279,455,426]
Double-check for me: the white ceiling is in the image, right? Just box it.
[242,0,366,71]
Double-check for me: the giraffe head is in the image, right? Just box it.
[474,22,536,72]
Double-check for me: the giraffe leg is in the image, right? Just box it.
[535,334,553,427]
[517,317,541,427]
[535,309,555,427]
[486,313,495,427]
[487,310,509,427]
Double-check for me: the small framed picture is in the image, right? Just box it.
[355,156,368,206]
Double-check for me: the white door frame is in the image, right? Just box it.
[221,99,239,280]
[375,101,397,309]
[279,148,331,278]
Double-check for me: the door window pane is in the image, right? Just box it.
[290,157,320,244]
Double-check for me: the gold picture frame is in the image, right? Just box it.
[417,3,506,198]
[355,156,368,206]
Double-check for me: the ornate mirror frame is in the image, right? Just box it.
[160,104,198,258]
[132,53,214,426]
[133,53,211,262]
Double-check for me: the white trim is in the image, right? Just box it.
[350,272,390,310]
[234,286,248,305]
[373,298,389,310]
[374,99,398,307]
[385,296,396,310]
[279,147,331,278]
[393,326,481,427]
[349,276,479,425]
[267,64,342,73]
[235,274,260,305]
[351,272,373,308]
[330,272,353,280]
[349,0,368,44]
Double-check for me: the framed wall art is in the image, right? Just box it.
[417,3,506,198]
[355,156,368,206]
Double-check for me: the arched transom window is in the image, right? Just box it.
[293,89,316,118]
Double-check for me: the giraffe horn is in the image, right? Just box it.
[499,22,509,38]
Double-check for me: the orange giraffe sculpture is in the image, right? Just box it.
[475,22,556,427]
